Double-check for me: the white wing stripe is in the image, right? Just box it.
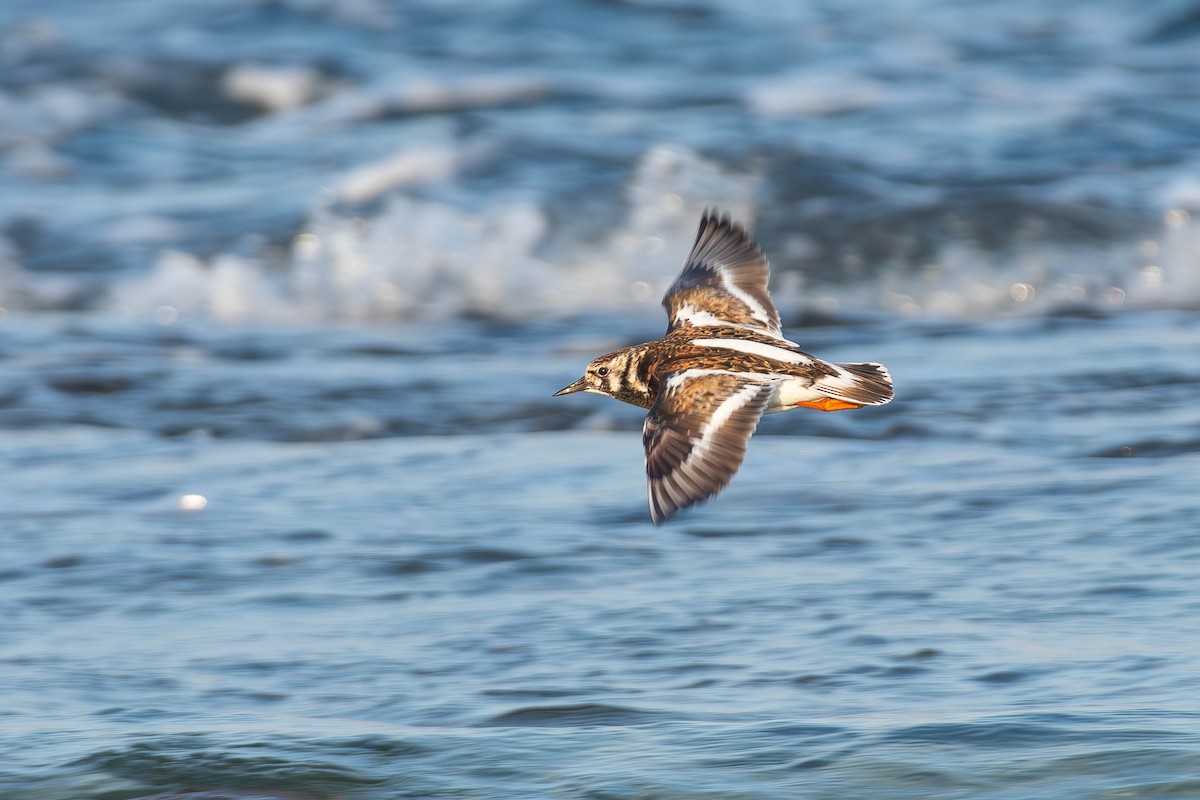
[682,380,773,470]
[690,338,815,366]
[673,304,763,331]
[721,275,774,330]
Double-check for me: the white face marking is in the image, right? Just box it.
[689,338,814,366]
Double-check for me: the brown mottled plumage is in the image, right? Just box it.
[556,209,894,524]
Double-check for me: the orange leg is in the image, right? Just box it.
[794,397,861,412]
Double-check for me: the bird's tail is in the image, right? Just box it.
[799,361,894,411]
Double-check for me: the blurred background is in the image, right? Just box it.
[2,1,1199,798]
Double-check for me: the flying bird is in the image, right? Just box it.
[555,209,893,524]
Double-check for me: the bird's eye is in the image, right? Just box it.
[596,367,609,376]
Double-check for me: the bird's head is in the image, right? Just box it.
[553,351,627,398]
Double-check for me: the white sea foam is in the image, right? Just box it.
[98,143,761,323]
[856,215,1200,319]
[334,146,468,205]
[28,139,1200,325]
[94,190,1200,326]
[258,72,551,131]
[222,63,325,113]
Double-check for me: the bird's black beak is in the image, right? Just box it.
[553,377,588,397]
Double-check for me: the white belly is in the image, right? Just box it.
[765,376,823,413]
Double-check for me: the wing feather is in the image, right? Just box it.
[663,209,783,337]
[643,370,776,524]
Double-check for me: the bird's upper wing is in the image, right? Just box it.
[662,209,783,338]
[643,369,777,525]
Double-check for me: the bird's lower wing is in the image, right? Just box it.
[643,369,777,524]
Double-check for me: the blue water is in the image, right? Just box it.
[2,1,1200,798]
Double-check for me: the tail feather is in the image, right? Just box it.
[813,361,894,407]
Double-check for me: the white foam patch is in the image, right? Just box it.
[259,72,551,130]
[222,64,324,113]
[98,142,762,323]
[859,215,1200,320]
[334,145,475,205]
[107,250,298,322]
[1160,175,1200,212]
[83,142,1200,324]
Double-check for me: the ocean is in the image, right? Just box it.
[2,1,1199,797]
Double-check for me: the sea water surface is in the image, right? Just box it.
[2,1,1200,798]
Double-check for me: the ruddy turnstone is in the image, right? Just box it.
[555,209,894,524]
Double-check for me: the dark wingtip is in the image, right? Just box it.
[648,501,673,526]
[690,207,759,265]
[698,206,735,236]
